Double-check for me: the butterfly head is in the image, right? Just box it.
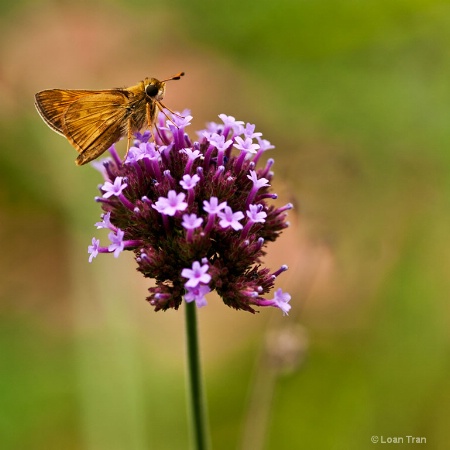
[144,72,185,101]
[145,79,166,101]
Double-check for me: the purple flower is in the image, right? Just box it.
[102,177,128,198]
[184,284,210,308]
[182,148,201,161]
[182,213,203,241]
[203,196,227,233]
[256,137,275,152]
[172,114,193,128]
[233,136,260,154]
[181,261,211,288]
[203,197,227,215]
[246,170,270,206]
[241,204,268,239]
[182,213,203,230]
[108,229,125,258]
[95,211,115,230]
[143,143,160,160]
[247,170,270,189]
[243,123,262,140]
[133,130,151,145]
[218,114,244,134]
[246,204,267,223]
[217,206,244,230]
[152,190,188,216]
[88,238,100,262]
[87,111,291,313]
[180,174,200,190]
[209,134,233,152]
[127,142,160,163]
[125,145,144,163]
[271,288,292,315]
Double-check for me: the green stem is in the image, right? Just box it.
[185,301,210,450]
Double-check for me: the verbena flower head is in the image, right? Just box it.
[89,111,292,314]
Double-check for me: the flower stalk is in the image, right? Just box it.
[185,301,210,450]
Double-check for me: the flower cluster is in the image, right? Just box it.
[88,112,292,314]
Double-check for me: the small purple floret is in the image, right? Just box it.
[152,190,188,216]
[182,261,211,288]
[102,177,128,198]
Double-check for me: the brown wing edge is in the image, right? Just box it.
[34,91,66,135]
[34,89,98,135]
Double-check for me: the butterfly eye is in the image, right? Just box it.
[145,84,159,97]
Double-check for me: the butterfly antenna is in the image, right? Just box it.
[157,72,185,122]
[161,72,185,82]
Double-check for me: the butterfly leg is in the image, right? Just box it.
[147,102,167,144]
[157,101,184,119]
[123,117,133,163]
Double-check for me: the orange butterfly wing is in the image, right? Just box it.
[61,92,130,165]
[35,89,94,135]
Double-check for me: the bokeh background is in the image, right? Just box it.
[1,0,449,449]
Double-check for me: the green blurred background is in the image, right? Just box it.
[1,0,449,448]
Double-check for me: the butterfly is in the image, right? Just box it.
[35,72,184,165]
